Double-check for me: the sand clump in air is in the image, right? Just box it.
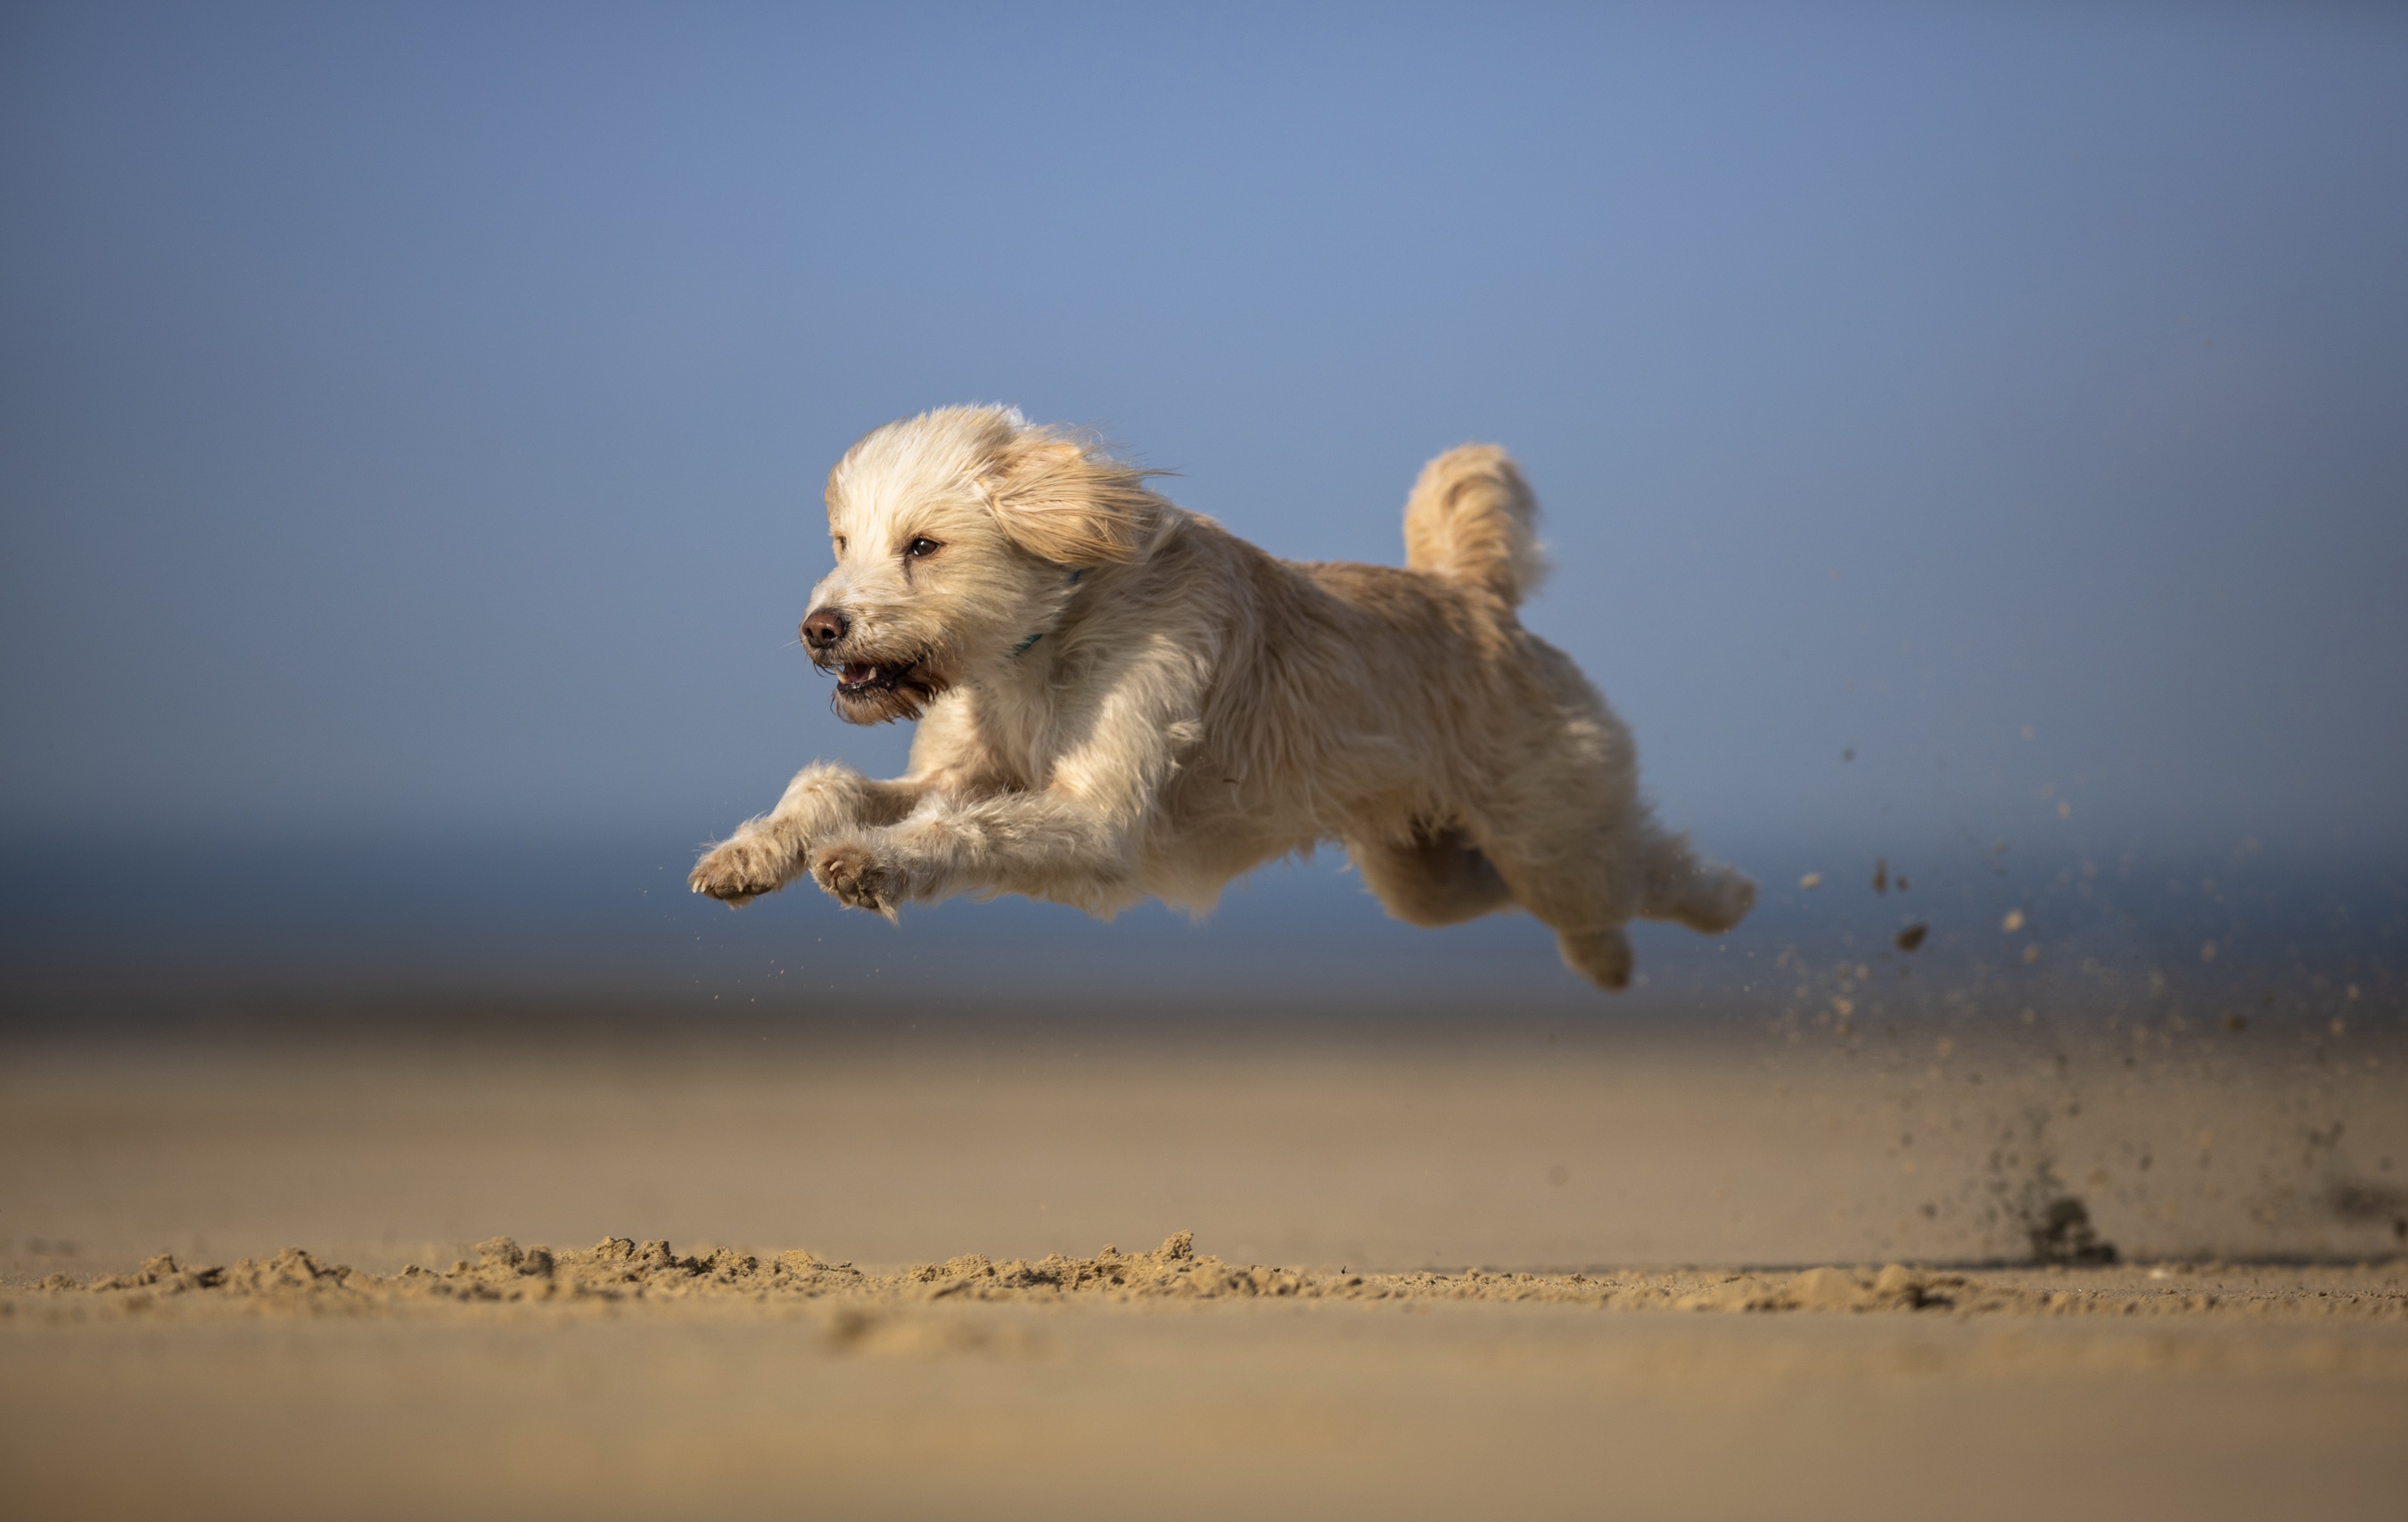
[13,1231,2402,1329]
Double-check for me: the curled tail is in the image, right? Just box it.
[1402,443,1547,608]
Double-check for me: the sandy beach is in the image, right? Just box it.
[5,1004,2401,1518]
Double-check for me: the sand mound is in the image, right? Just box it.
[16,1234,2402,1325]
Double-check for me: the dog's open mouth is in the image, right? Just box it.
[836,659,916,696]
[823,649,944,723]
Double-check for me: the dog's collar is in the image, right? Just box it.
[1013,569,1083,656]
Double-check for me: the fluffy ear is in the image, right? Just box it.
[982,428,1164,566]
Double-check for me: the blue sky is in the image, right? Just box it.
[4,3,2404,887]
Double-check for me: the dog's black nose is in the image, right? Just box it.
[801,607,849,651]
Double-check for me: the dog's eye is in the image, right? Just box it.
[832,536,847,555]
[905,538,941,559]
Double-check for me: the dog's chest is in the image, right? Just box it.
[956,684,1068,791]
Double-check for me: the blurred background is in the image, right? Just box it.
[3,2,2404,1013]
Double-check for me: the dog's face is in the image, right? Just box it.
[802,407,1163,724]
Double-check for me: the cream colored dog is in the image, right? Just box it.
[689,405,1753,988]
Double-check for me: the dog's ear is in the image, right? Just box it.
[981,430,1163,567]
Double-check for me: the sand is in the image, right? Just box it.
[21,1228,2406,1320]
[4,1008,2404,1518]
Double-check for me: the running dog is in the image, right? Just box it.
[689,405,1753,988]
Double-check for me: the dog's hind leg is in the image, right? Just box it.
[1553,925,1636,991]
[1464,806,1651,990]
[1348,826,1516,927]
[1475,815,1754,989]
[1637,829,1757,934]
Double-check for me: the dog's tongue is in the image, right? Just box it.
[840,662,877,685]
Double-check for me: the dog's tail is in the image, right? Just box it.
[1401,444,1547,608]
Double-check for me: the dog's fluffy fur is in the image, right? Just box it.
[689,405,1753,989]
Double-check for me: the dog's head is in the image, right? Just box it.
[801,406,1167,723]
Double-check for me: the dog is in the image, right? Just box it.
[688,405,1754,988]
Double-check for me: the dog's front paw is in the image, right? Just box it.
[689,834,791,905]
[811,841,901,922]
